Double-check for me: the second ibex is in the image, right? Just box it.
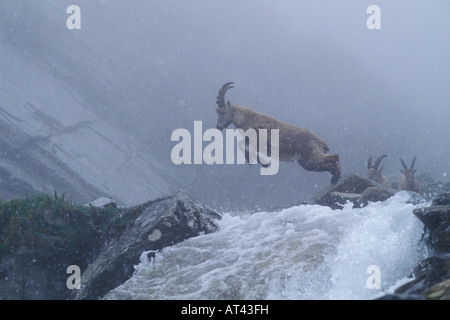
[214,82,341,184]
[367,155,392,189]
[398,156,420,193]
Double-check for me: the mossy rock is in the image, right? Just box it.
[0,193,136,257]
[0,193,153,299]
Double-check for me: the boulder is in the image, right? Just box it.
[413,192,450,254]
[389,192,450,300]
[71,192,221,300]
[394,254,450,296]
[329,192,361,207]
[87,197,117,208]
[431,192,450,206]
[423,278,450,300]
[375,293,425,300]
[360,186,394,207]
[0,192,220,300]
[0,245,80,299]
[314,173,395,209]
[0,194,116,300]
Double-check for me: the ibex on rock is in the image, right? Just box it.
[367,155,392,189]
[215,82,341,184]
[398,156,420,193]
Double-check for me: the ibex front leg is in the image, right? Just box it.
[239,136,270,168]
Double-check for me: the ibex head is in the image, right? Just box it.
[215,82,235,130]
[367,155,387,181]
[400,156,418,188]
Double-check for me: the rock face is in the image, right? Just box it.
[390,192,450,299]
[413,206,450,254]
[423,278,450,300]
[394,254,450,297]
[0,192,220,300]
[0,246,84,300]
[0,1,172,205]
[314,173,395,209]
[71,192,221,300]
[431,192,450,207]
[0,194,116,300]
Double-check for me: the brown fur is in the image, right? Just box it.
[367,155,392,189]
[215,82,341,184]
[398,157,420,193]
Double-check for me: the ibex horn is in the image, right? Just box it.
[216,82,234,108]
[400,158,408,170]
[411,156,416,170]
[367,156,373,169]
[374,155,387,170]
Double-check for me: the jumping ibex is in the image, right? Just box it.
[367,155,392,189]
[215,82,341,184]
[398,156,420,193]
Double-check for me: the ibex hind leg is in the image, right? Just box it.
[297,153,340,185]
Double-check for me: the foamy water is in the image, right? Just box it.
[104,191,428,300]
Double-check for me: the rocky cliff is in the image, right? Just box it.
[0,1,173,206]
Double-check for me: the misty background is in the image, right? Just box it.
[0,0,449,211]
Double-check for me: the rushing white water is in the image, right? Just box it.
[105,192,428,300]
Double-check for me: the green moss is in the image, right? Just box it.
[0,193,125,255]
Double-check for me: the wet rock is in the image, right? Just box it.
[0,246,83,300]
[0,192,220,300]
[390,191,450,300]
[403,191,426,205]
[0,194,114,300]
[360,186,394,207]
[431,192,450,206]
[413,196,450,254]
[423,278,450,300]
[329,191,361,207]
[394,254,450,296]
[375,293,426,300]
[314,173,394,209]
[71,192,221,300]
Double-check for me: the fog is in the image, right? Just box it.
[1,0,449,210]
